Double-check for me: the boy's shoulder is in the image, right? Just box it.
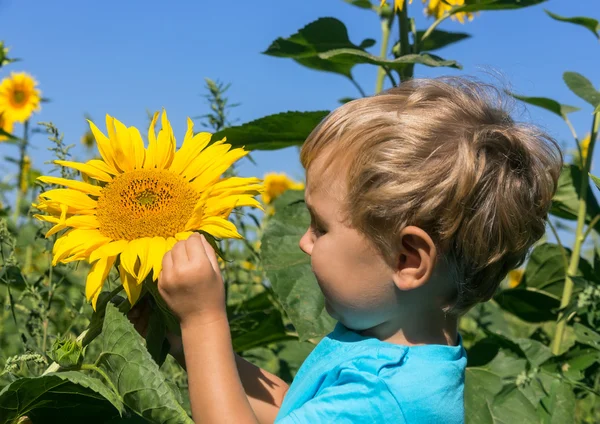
[275,324,467,423]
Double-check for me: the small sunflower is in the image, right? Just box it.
[0,72,41,123]
[0,112,14,141]
[34,110,263,309]
[507,269,524,289]
[424,0,473,23]
[262,172,305,205]
[380,0,413,12]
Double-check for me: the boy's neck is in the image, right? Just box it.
[358,310,459,347]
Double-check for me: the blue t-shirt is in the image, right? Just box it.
[274,323,467,424]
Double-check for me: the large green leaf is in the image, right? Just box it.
[452,0,547,13]
[228,292,295,352]
[541,344,600,381]
[545,10,599,40]
[563,72,600,108]
[262,190,336,341]
[416,30,471,52]
[591,173,600,191]
[494,288,560,322]
[319,49,461,71]
[510,93,579,119]
[0,371,124,424]
[573,323,600,351]
[551,165,600,232]
[263,17,367,78]
[491,385,539,424]
[263,17,460,77]
[97,303,193,423]
[539,380,576,424]
[521,243,591,297]
[213,111,328,151]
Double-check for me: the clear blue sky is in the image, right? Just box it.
[0,0,598,183]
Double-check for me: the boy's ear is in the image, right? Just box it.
[392,226,437,291]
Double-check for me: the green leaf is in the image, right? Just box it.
[145,303,170,367]
[514,338,552,367]
[263,18,460,77]
[465,368,502,424]
[263,17,367,78]
[452,0,547,13]
[491,384,539,424]
[213,111,329,151]
[0,127,18,141]
[573,323,600,350]
[510,93,580,119]
[494,288,560,322]
[545,10,599,40]
[416,30,471,52]
[228,292,295,352]
[521,243,591,297]
[541,344,600,381]
[318,49,461,71]
[359,38,376,49]
[262,190,336,341]
[0,371,124,424]
[343,0,374,9]
[97,303,193,423]
[539,380,576,424]
[551,165,600,233]
[590,173,600,191]
[563,72,600,107]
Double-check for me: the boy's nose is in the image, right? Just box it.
[299,229,313,256]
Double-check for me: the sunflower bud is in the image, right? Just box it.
[48,337,85,368]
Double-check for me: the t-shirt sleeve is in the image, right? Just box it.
[275,368,406,424]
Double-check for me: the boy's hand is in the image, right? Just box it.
[158,233,226,328]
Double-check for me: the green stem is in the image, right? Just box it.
[375,15,393,94]
[552,112,600,355]
[81,364,120,395]
[547,218,569,271]
[582,214,600,244]
[13,120,29,224]
[398,1,411,82]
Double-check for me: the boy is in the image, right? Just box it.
[130,77,562,423]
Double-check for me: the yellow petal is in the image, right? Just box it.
[38,176,102,197]
[197,217,242,239]
[169,122,212,176]
[175,232,193,241]
[52,229,111,265]
[37,189,97,213]
[128,126,146,169]
[209,177,263,197]
[201,195,263,221]
[134,237,154,284]
[88,120,120,174]
[179,139,229,181]
[166,237,178,251]
[119,240,140,280]
[89,239,129,263]
[155,110,175,170]
[87,159,117,176]
[120,265,143,306]
[54,160,113,183]
[86,255,116,310]
[190,148,250,191]
[148,237,168,280]
[144,112,160,169]
[111,117,136,172]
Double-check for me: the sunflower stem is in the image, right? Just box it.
[398,0,413,82]
[13,120,28,224]
[552,111,600,355]
[375,13,393,93]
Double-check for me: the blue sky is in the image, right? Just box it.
[0,0,598,184]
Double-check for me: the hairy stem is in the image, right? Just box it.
[552,112,600,355]
[375,15,392,93]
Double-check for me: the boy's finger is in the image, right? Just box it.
[200,235,220,274]
[162,250,174,274]
[184,233,207,262]
[171,241,188,268]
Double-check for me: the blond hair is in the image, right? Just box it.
[300,77,562,315]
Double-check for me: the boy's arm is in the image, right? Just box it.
[176,317,288,424]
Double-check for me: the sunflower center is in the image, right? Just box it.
[96,169,199,240]
[12,90,25,105]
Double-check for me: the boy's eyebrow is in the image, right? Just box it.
[305,202,326,222]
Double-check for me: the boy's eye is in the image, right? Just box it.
[310,226,325,237]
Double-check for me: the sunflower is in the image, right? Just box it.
[424,0,473,23]
[34,111,263,309]
[262,172,305,205]
[507,269,524,289]
[0,112,13,141]
[0,72,41,123]
[380,0,413,12]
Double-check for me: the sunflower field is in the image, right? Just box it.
[1,0,600,423]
